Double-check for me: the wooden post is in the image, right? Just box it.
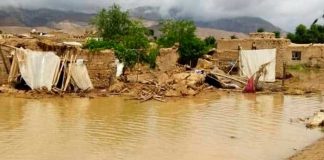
[136,54,139,82]
[282,62,286,88]
[0,46,10,74]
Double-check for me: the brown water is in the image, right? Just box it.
[0,93,323,160]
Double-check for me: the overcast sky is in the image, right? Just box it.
[1,0,324,31]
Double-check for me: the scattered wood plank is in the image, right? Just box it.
[213,73,247,85]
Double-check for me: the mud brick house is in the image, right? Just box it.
[286,43,324,68]
[215,32,324,78]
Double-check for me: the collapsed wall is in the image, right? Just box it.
[78,50,116,88]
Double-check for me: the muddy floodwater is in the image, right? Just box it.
[0,93,323,160]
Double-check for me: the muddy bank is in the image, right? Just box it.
[289,138,324,160]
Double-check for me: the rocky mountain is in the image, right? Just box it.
[139,19,247,39]
[195,17,282,34]
[0,7,94,27]
[0,7,281,35]
[129,6,283,34]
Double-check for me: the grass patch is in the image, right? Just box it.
[288,64,308,71]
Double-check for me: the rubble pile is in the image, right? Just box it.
[306,110,324,128]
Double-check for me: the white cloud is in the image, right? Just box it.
[1,0,324,31]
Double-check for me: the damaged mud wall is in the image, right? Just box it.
[217,38,291,78]
[37,41,69,56]
[213,50,239,71]
[156,48,179,72]
[0,46,13,85]
[78,50,116,89]
[2,38,42,50]
[0,58,7,84]
[249,32,276,39]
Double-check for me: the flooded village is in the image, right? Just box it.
[0,1,324,160]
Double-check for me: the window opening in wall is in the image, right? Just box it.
[292,51,301,60]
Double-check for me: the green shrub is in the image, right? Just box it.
[147,29,155,36]
[84,39,116,51]
[145,48,159,69]
[204,36,216,48]
[114,44,138,68]
[288,64,307,71]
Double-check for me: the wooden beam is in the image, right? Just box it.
[0,46,9,74]
[213,73,247,85]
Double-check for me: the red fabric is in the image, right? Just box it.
[243,76,255,93]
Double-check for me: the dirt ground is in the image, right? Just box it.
[289,137,324,160]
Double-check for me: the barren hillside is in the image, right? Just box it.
[140,19,248,39]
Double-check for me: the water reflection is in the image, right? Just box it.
[0,93,323,160]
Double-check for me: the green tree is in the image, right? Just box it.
[87,4,152,68]
[257,28,265,32]
[287,24,324,43]
[273,31,281,38]
[158,20,208,66]
[122,21,149,49]
[178,37,207,65]
[92,4,132,41]
[296,24,307,36]
[158,20,196,47]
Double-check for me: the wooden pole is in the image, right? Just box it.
[227,59,239,75]
[282,62,286,88]
[0,46,9,74]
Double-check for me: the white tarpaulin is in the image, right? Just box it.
[71,61,94,90]
[115,59,124,77]
[15,48,60,90]
[239,49,276,82]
